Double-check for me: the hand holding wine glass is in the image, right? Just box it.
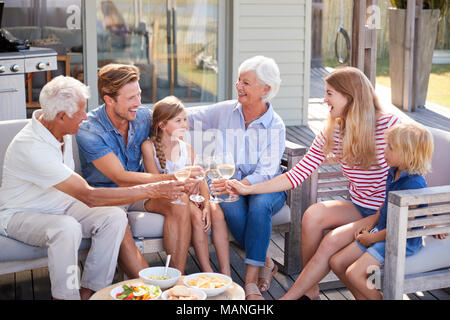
[217,152,238,202]
[189,155,207,203]
[171,157,191,205]
[206,156,223,203]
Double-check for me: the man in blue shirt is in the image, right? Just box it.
[76,64,193,275]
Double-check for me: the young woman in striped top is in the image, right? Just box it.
[226,67,400,300]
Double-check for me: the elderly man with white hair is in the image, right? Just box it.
[187,55,286,300]
[0,76,184,300]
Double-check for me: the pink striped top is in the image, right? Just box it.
[286,114,401,210]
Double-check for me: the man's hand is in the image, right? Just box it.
[146,180,185,200]
[183,178,201,195]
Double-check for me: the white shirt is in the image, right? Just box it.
[0,110,76,236]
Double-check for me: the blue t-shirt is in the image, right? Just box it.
[377,167,427,250]
[75,104,152,188]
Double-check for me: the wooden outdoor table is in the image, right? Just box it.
[90,276,245,300]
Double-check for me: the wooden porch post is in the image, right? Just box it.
[402,0,422,112]
[351,0,378,87]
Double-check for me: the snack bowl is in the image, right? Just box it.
[139,266,181,290]
[161,285,207,300]
[110,282,161,300]
[183,272,232,297]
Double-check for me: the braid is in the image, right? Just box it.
[152,135,166,172]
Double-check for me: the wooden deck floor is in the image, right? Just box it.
[1,67,449,301]
[2,239,450,301]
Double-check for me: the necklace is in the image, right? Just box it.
[243,105,268,124]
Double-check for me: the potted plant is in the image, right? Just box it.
[388,0,449,110]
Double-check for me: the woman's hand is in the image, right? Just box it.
[210,178,229,196]
[202,206,212,232]
[188,165,204,179]
[226,179,252,196]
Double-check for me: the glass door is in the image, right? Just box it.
[95,0,219,104]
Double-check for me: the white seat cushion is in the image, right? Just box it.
[405,235,450,275]
[127,203,291,238]
[0,235,91,262]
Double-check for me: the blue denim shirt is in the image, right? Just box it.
[187,100,286,185]
[75,105,152,188]
[376,167,427,251]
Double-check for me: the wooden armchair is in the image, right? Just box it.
[298,161,350,288]
[383,186,450,299]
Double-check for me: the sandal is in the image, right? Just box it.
[244,283,264,300]
[258,258,278,292]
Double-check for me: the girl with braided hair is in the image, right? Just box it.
[141,96,231,276]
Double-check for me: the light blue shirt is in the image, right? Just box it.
[187,100,286,185]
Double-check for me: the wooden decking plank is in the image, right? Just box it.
[0,273,15,300]
[412,290,438,300]
[227,242,247,286]
[14,270,33,300]
[337,288,355,300]
[31,267,51,300]
[428,288,450,300]
[321,288,348,300]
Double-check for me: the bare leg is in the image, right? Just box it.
[210,202,230,276]
[346,253,382,300]
[145,195,192,274]
[281,200,364,300]
[117,225,149,278]
[190,203,214,273]
[329,242,367,299]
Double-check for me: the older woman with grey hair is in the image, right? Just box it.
[188,55,286,300]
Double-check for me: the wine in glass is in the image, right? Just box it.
[206,156,223,203]
[189,154,206,203]
[218,152,238,202]
[171,158,191,205]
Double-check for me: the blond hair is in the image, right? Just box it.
[98,64,140,102]
[150,96,186,171]
[384,123,433,175]
[323,67,383,169]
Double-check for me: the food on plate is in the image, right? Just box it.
[166,285,199,300]
[146,275,171,280]
[186,274,228,289]
[115,284,161,300]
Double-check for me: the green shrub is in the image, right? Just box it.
[390,0,449,17]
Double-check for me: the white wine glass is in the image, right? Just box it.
[189,154,206,203]
[206,156,223,203]
[218,152,238,202]
[171,158,191,205]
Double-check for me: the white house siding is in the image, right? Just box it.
[232,0,311,126]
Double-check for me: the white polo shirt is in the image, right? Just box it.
[0,110,77,236]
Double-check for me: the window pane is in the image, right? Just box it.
[96,0,219,104]
[2,0,84,112]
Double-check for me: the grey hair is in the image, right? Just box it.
[238,55,281,102]
[39,75,90,121]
